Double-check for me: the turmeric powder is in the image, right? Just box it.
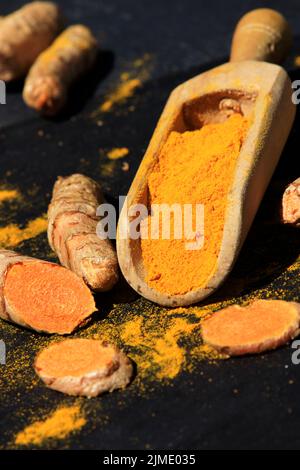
[282,177,300,227]
[202,299,300,356]
[100,78,141,113]
[0,189,19,203]
[94,54,152,115]
[0,215,47,248]
[85,302,225,385]
[141,113,249,295]
[0,249,96,334]
[23,25,98,116]
[15,404,85,446]
[35,338,133,397]
[48,174,119,291]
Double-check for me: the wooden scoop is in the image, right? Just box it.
[117,8,296,307]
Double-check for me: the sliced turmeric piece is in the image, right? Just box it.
[0,249,96,334]
[282,177,300,227]
[34,338,133,397]
[48,174,119,292]
[0,2,63,81]
[201,299,300,356]
[23,24,98,115]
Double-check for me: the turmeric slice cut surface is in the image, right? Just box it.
[201,299,300,356]
[47,174,119,292]
[35,338,133,397]
[0,2,63,81]
[4,262,96,334]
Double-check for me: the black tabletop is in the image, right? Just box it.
[0,0,299,450]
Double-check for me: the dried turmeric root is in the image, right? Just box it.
[34,338,133,397]
[48,174,119,291]
[282,177,300,227]
[0,249,96,334]
[23,25,98,115]
[0,2,63,81]
[201,299,300,356]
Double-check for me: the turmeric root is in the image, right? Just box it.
[0,249,96,334]
[48,174,119,291]
[23,25,98,115]
[34,338,133,397]
[0,2,63,81]
[282,177,300,227]
[201,299,300,356]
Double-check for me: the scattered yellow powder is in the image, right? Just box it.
[0,215,47,248]
[100,78,141,112]
[152,318,196,379]
[1,246,297,411]
[93,54,153,115]
[15,405,86,446]
[191,343,229,362]
[107,147,129,160]
[287,257,300,273]
[0,189,19,203]
[0,331,46,396]
[86,302,224,384]
[100,160,117,177]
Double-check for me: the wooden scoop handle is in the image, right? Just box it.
[230,8,292,64]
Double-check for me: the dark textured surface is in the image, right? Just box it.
[0,0,299,450]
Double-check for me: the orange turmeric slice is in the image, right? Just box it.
[201,299,300,356]
[0,249,96,334]
[0,2,63,81]
[34,338,133,397]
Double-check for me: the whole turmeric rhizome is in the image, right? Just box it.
[141,113,249,295]
[0,175,118,333]
[0,175,132,397]
[0,249,95,334]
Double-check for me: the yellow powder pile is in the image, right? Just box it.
[0,215,47,248]
[15,405,86,446]
[141,114,249,295]
[107,147,129,160]
[0,189,19,203]
[2,254,298,414]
